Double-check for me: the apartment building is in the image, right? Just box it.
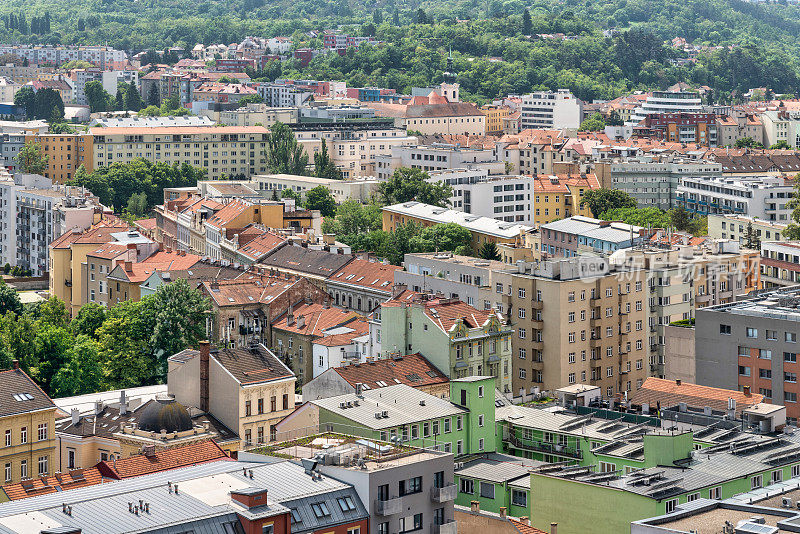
[716,108,765,147]
[70,68,102,106]
[532,173,599,226]
[479,104,510,134]
[761,241,800,288]
[0,175,102,276]
[626,91,703,126]
[443,175,534,224]
[89,126,270,179]
[375,142,502,181]
[676,174,795,221]
[695,286,800,423]
[214,103,298,127]
[257,82,315,107]
[380,292,514,393]
[708,214,787,244]
[0,363,57,485]
[251,173,381,203]
[599,159,721,210]
[292,122,417,178]
[326,258,401,313]
[0,45,126,68]
[382,201,532,251]
[635,112,718,146]
[540,216,645,258]
[24,133,94,182]
[368,97,486,136]
[761,109,800,148]
[520,89,582,130]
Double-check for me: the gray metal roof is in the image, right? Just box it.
[0,460,361,534]
[312,383,467,430]
[283,487,368,534]
[455,459,531,484]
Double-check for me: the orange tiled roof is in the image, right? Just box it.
[0,468,104,501]
[96,440,229,479]
[204,199,251,230]
[237,230,287,261]
[134,218,157,231]
[202,275,299,307]
[273,302,362,336]
[630,377,764,414]
[532,173,600,193]
[331,354,448,390]
[50,221,129,250]
[86,243,128,260]
[117,250,202,283]
[329,259,401,294]
[509,519,549,534]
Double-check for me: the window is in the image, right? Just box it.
[599,462,616,473]
[460,478,474,494]
[337,496,356,512]
[687,493,699,502]
[478,415,484,427]
[665,499,678,514]
[456,416,463,431]
[759,368,772,379]
[767,330,778,341]
[444,418,451,433]
[479,482,495,499]
[739,366,751,377]
[378,523,389,534]
[746,327,758,338]
[709,487,721,500]
[786,392,797,403]
[720,324,731,335]
[788,332,798,343]
[786,372,797,383]
[423,422,430,437]
[400,476,422,496]
[20,427,26,444]
[245,400,251,416]
[3,463,9,483]
[37,424,46,441]
[759,349,772,360]
[478,386,484,398]
[311,502,330,518]
[786,352,797,363]
[4,430,9,447]
[399,513,422,533]
[512,489,527,507]
[793,465,800,478]
[20,460,26,480]
[751,475,763,489]
[478,438,484,451]
[772,470,783,483]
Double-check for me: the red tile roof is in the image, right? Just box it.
[237,230,287,261]
[0,468,105,501]
[532,174,600,194]
[117,250,202,283]
[96,439,229,479]
[384,293,498,333]
[50,221,129,250]
[205,199,251,230]
[328,259,401,294]
[509,519,549,534]
[201,275,300,307]
[330,354,448,391]
[630,377,764,415]
[272,302,362,336]
[313,317,370,346]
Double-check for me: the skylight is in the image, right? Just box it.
[13,393,33,401]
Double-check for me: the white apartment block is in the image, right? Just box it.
[437,172,534,224]
[73,69,102,106]
[676,175,794,221]
[257,83,314,107]
[708,214,787,244]
[250,173,381,202]
[627,91,703,125]
[0,45,126,68]
[215,105,298,127]
[607,159,722,210]
[0,174,99,276]
[520,89,582,130]
[90,126,269,179]
[293,125,416,178]
[375,142,501,180]
[760,110,800,148]
[101,70,140,97]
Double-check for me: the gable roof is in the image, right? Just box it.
[509,519,549,534]
[170,344,294,386]
[204,199,251,230]
[0,467,105,501]
[330,354,448,391]
[95,439,229,479]
[110,250,202,283]
[272,302,361,337]
[630,377,764,415]
[200,274,299,307]
[328,259,401,295]
[0,368,56,418]
[260,244,355,278]
[236,230,287,261]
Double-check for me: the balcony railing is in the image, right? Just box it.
[430,484,457,503]
[507,435,582,459]
[375,497,403,516]
[431,520,458,534]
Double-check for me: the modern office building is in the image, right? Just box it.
[520,89,582,130]
[676,174,795,221]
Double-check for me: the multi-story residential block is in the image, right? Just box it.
[251,173,381,203]
[104,248,201,305]
[69,67,102,106]
[90,126,270,179]
[326,258,401,313]
[255,433,456,534]
[375,142,501,181]
[597,158,721,210]
[540,216,645,258]
[695,287,800,423]
[213,103,298,127]
[441,175,534,224]
[199,273,326,352]
[532,174,598,226]
[24,133,94,183]
[626,91,703,126]
[709,214,787,244]
[380,292,513,393]
[635,112,719,146]
[300,105,377,121]
[169,341,296,446]
[676,174,795,221]
[0,362,57,485]
[0,45,126,68]
[520,89,582,129]
[302,353,451,400]
[292,122,417,178]
[259,243,354,288]
[382,201,532,251]
[453,453,538,518]
[257,82,315,107]
[190,82,258,104]
[761,241,800,288]
[271,301,365,384]
[0,174,102,276]
[0,132,27,171]
[716,108,765,146]
[479,104,510,134]
[761,108,800,148]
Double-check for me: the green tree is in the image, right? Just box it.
[735,137,762,148]
[771,140,791,149]
[415,223,472,253]
[141,278,211,377]
[416,8,428,23]
[48,121,74,134]
[314,139,342,180]
[579,188,637,218]
[50,334,104,397]
[85,81,111,113]
[522,9,532,34]
[14,85,35,118]
[265,122,309,175]
[304,186,337,217]
[321,199,382,237]
[147,83,160,106]
[580,112,606,132]
[71,302,106,339]
[16,141,49,174]
[30,324,73,393]
[238,94,264,106]
[124,84,144,112]
[30,296,69,328]
[96,299,156,388]
[0,311,35,369]
[744,222,761,249]
[478,241,501,260]
[126,191,149,217]
[783,176,800,239]
[379,167,452,207]
[0,280,22,316]
[599,207,672,228]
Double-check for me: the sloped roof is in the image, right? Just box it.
[630,377,763,414]
[237,230,287,261]
[331,354,448,390]
[171,344,294,385]
[509,519,549,534]
[204,199,251,230]
[260,244,354,278]
[272,302,361,337]
[0,368,56,417]
[0,468,104,501]
[95,439,229,479]
[201,275,298,307]
[113,250,202,283]
[328,259,400,294]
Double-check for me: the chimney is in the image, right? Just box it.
[200,340,210,412]
[743,385,751,397]
[94,400,103,415]
[287,304,295,326]
[675,379,681,386]
[499,507,507,519]
[297,315,306,329]
[11,359,18,370]
[120,390,128,415]
[71,408,80,425]
[551,523,558,534]
[127,242,137,261]
[470,501,480,513]
[124,261,132,271]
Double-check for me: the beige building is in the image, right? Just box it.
[367,96,486,137]
[708,213,787,245]
[250,173,381,203]
[89,126,270,179]
[0,364,58,485]
[168,342,297,446]
[212,104,298,127]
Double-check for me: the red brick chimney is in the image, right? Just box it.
[200,341,210,412]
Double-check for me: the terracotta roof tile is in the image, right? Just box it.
[0,468,104,501]
[201,275,299,306]
[329,259,400,294]
[630,377,764,415]
[331,354,448,390]
[272,302,362,336]
[204,199,251,230]
[509,519,549,534]
[96,439,230,479]
[237,231,287,261]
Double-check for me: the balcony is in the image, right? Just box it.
[431,484,457,503]
[431,521,458,534]
[507,435,582,459]
[375,497,403,516]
